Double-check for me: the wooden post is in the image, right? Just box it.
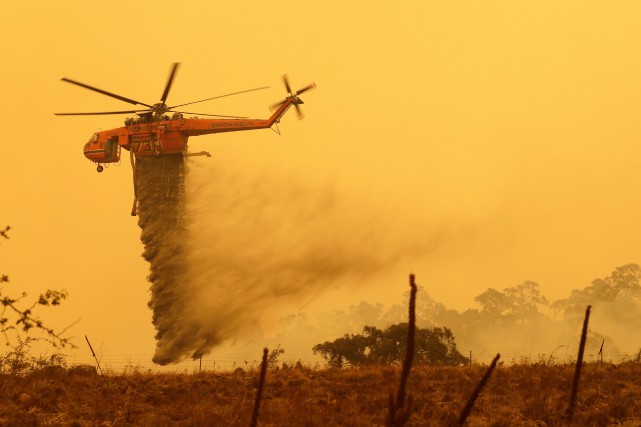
[250,348,269,427]
[566,305,592,421]
[598,339,604,367]
[386,273,418,427]
[457,354,501,425]
[85,335,104,376]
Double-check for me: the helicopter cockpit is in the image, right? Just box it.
[83,132,121,168]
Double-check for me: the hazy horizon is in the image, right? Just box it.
[3,1,641,366]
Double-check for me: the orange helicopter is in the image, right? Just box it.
[56,63,315,215]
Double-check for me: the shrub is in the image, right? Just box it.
[313,323,467,368]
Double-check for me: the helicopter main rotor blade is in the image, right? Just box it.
[160,63,180,104]
[54,110,147,116]
[60,78,153,108]
[294,103,304,120]
[169,86,270,109]
[170,110,249,119]
[295,82,316,96]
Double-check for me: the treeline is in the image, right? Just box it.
[270,263,641,362]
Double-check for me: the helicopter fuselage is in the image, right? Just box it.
[83,98,296,164]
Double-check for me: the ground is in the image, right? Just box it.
[1,362,641,426]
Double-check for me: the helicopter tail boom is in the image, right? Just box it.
[176,96,301,137]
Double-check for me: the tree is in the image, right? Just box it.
[325,301,387,336]
[312,323,467,368]
[1,226,74,348]
[474,281,548,326]
[311,333,369,368]
[386,285,448,328]
[550,264,641,333]
[551,263,641,321]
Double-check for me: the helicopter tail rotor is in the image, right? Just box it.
[270,74,316,120]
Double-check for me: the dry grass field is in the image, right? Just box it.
[1,362,641,426]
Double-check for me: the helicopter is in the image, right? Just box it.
[56,63,315,215]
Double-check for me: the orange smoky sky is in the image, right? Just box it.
[2,1,641,364]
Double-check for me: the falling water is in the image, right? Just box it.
[135,154,190,365]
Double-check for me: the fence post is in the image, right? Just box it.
[457,353,501,426]
[250,348,269,427]
[85,335,104,376]
[566,305,592,422]
[598,339,604,367]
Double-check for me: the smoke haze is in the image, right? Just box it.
[262,264,641,366]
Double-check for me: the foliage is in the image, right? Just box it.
[1,226,74,348]
[304,266,641,359]
[0,330,67,375]
[267,344,285,368]
[474,280,548,326]
[382,286,450,329]
[551,263,641,320]
[312,323,467,368]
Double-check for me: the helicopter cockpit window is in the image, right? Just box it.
[91,133,99,143]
